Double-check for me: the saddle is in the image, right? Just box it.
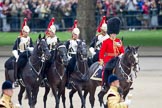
[90,63,103,81]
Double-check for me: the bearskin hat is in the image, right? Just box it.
[107,17,121,35]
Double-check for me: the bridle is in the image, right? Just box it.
[54,44,68,80]
[76,42,88,74]
[55,45,67,65]
[29,39,50,76]
[118,50,139,83]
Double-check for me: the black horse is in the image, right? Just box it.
[86,46,140,107]
[5,35,51,108]
[67,41,90,108]
[43,43,68,108]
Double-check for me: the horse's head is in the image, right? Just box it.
[125,46,140,72]
[77,40,88,61]
[36,34,51,61]
[55,43,68,66]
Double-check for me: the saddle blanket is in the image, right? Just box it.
[90,65,103,81]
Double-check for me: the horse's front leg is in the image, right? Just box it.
[83,91,88,104]
[32,86,39,106]
[69,89,77,108]
[77,88,86,108]
[98,90,107,107]
[18,85,26,105]
[89,87,97,108]
[61,89,66,108]
[51,86,59,108]
[43,86,50,108]
[26,87,35,108]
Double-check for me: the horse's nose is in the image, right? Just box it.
[64,60,68,67]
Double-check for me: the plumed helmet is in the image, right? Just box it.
[107,17,121,35]
[49,25,56,34]
[100,23,107,32]
[72,20,80,35]
[22,25,30,33]
[2,80,13,90]
[46,17,56,35]
[108,74,119,84]
[97,16,107,32]
[72,28,80,35]
[20,18,30,36]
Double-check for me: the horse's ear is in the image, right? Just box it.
[43,34,46,39]
[135,46,140,51]
[125,45,131,52]
[38,34,41,40]
[78,40,82,45]
[127,45,131,50]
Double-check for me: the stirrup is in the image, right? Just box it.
[101,85,108,92]
[13,80,19,87]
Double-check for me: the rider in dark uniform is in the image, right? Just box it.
[66,20,81,74]
[65,20,81,88]
[12,18,34,87]
[45,18,60,69]
[89,16,109,63]
[42,18,60,86]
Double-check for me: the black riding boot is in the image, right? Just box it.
[101,69,112,92]
[13,61,19,87]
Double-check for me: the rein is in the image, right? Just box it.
[119,59,133,83]
[29,57,44,77]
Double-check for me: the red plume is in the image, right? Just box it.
[97,16,106,33]
[20,18,28,36]
[45,17,55,35]
[72,20,78,30]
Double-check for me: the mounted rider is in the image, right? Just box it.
[65,20,81,74]
[41,18,60,86]
[89,16,109,63]
[99,17,125,91]
[45,17,60,67]
[12,18,34,87]
[65,20,81,87]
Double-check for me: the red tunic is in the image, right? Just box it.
[99,38,124,64]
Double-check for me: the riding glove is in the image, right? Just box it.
[12,50,19,61]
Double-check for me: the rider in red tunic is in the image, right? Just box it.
[99,17,125,91]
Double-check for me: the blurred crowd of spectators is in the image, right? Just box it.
[0,0,162,32]
[96,0,162,31]
[0,0,78,31]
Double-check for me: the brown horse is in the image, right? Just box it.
[43,43,68,108]
[86,46,140,107]
[5,35,51,108]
